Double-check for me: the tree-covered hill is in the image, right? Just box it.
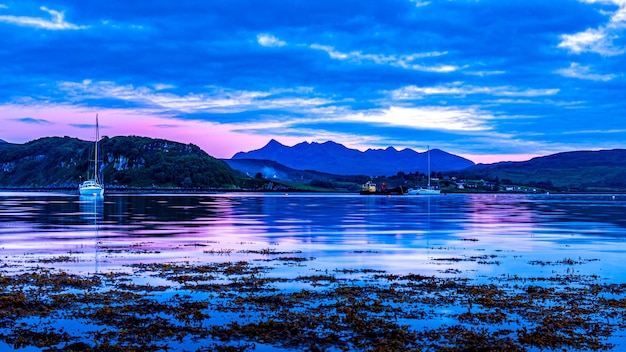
[461,149,626,192]
[0,136,241,189]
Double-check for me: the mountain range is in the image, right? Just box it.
[229,140,626,192]
[2,135,626,192]
[232,139,475,176]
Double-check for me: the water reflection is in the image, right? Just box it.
[79,194,103,222]
[78,195,103,273]
[0,192,625,280]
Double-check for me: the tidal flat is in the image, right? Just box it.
[1,248,626,351]
[1,192,625,350]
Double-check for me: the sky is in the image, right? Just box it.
[1,0,625,164]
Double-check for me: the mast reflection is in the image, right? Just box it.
[79,195,103,273]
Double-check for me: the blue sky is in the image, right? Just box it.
[0,0,625,164]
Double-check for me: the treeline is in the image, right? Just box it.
[99,136,238,188]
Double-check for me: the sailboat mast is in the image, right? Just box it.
[95,114,99,184]
[427,145,430,188]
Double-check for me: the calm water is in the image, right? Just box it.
[2,191,626,351]
[1,192,626,280]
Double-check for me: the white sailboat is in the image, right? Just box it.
[407,146,441,195]
[79,115,104,196]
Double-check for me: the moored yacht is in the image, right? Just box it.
[79,114,104,196]
[407,146,440,195]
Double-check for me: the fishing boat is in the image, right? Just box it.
[360,180,377,195]
[79,115,104,196]
[360,180,404,195]
[407,146,440,195]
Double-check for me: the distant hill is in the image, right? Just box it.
[224,158,336,180]
[0,136,240,189]
[223,158,364,192]
[462,149,626,191]
[232,140,475,176]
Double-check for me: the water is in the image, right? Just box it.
[1,191,625,350]
[1,192,625,279]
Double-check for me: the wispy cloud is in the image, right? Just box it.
[555,62,617,81]
[153,124,180,128]
[0,6,87,30]
[562,128,626,134]
[12,117,53,125]
[391,83,559,99]
[409,0,431,7]
[57,81,332,115]
[464,70,506,77]
[254,32,458,73]
[309,44,458,72]
[69,123,97,129]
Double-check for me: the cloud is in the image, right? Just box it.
[555,62,617,81]
[558,28,623,55]
[558,1,626,55]
[153,124,181,128]
[464,70,506,77]
[309,44,459,72]
[2,0,626,163]
[257,33,286,47]
[57,80,333,116]
[0,6,87,30]
[390,83,559,99]
[12,117,53,125]
[562,128,626,134]
[153,84,176,91]
[343,106,494,132]
[409,0,431,7]
[69,123,96,129]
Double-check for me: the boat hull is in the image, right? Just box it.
[79,187,104,196]
[79,181,104,196]
[407,188,441,195]
[360,187,405,195]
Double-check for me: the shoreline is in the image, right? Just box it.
[1,187,624,195]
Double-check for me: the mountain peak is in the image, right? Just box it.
[265,139,285,148]
[232,140,475,175]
